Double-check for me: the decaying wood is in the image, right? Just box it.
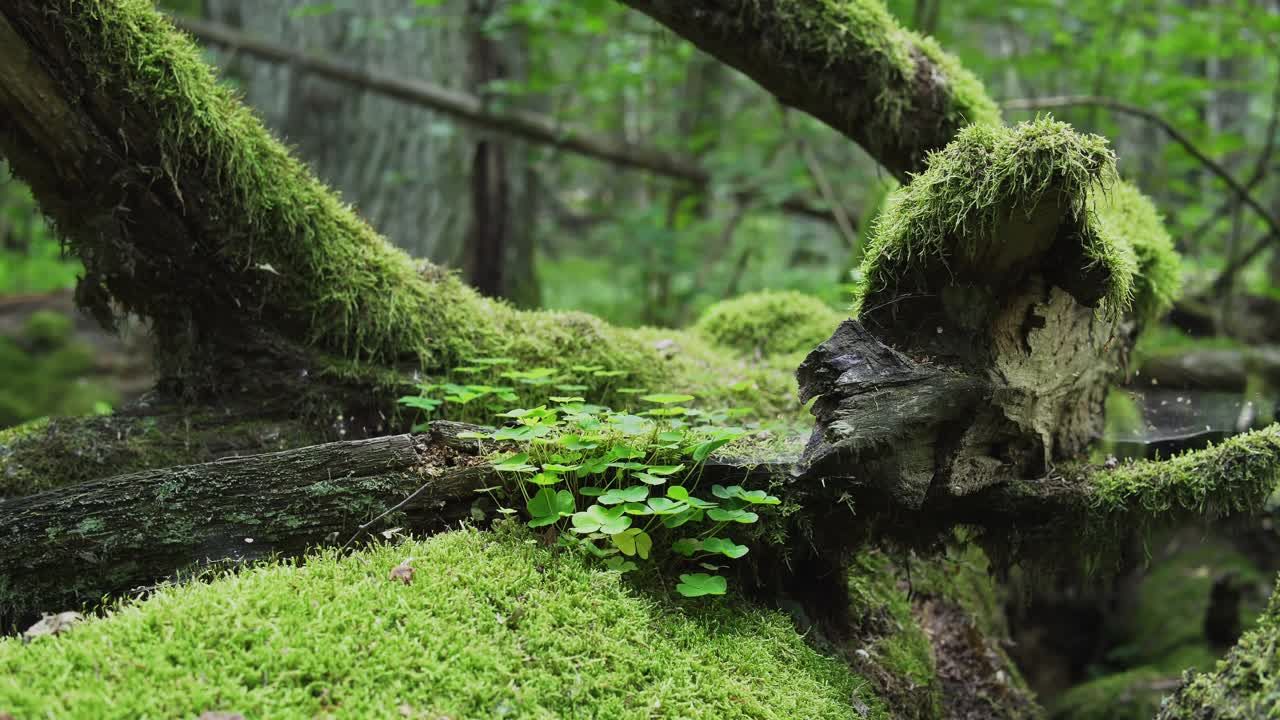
[0,421,791,628]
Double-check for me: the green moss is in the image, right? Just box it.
[1049,666,1166,720]
[1088,424,1280,522]
[1156,577,1280,720]
[758,0,1001,134]
[847,551,943,718]
[854,119,1179,325]
[0,527,885,719]
[908,543,1009,641]
[1093,182,1181,325]
[694,291,846,356]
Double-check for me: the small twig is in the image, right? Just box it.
[340,481,438,551]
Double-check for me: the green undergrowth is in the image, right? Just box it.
[694,290,846,356]
[855,118,1180,325]
[0,310,115,430]
[1155,576,1280,719]
[1132,325,1245,367]
[1087,424,1280,523]
[0,527,886,720]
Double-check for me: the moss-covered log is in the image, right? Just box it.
[1156,577,1280,719]
[794,121,1180,523]
[618,0,1002,180]
[0,423,495,629]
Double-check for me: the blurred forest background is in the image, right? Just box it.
[2,1,1280,716]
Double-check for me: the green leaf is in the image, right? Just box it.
[560,434,601,451]
[455,431,490,440]
[707,508,758,524]
[493,453,537,473]
[578,486,606,496]
[571,505,633,534]
[610,528,649,559]
[604,556,637,573]
[676,573,726,597]
[527,472,561,486]
[527,488,574,518]
[635,472,666,485]
[549,396,585,404]
[398,396,442,412]
[541,463,580,473]
[598,485,650,505]
[672,538,702,556]
[645,497,685,514]
[702,537,749,559]
[666,486,690,501]
[645,464,685,476]
[640,393,695,405]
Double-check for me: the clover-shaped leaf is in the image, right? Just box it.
[527,472,561,486]
[526,489,574,528]
[635,472,666,486]
[572,505,633,534]
[493,453,537,473]
[541,463,580,473]
[676,573,726,597]
[702,537,749,559]
[398,396,442,412]
[611,529,653,559]
[645,497,686,515]
[579,486,606,496]
[708,508,759,524]
[672,538,702,556]
[604,557,638,573]
[598,485,649,505]
[667,486,690,501]
[559,434,600,451]
[662,507,704,529]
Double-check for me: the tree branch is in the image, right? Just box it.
[1003,95,1280,250]
[617,0,1002,180]
[173,16,840,226]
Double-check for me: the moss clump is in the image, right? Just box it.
[0,527,886,719]
[1092,182,1181,325]
[855,118,1179,325]
[1088,424,1280,521]
[1156,577,1280,720]
[694,291,846,356]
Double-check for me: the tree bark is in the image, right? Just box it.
[617,0,1003,180]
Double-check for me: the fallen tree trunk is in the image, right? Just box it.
[0,423,487,628]
[0,421,790,628]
